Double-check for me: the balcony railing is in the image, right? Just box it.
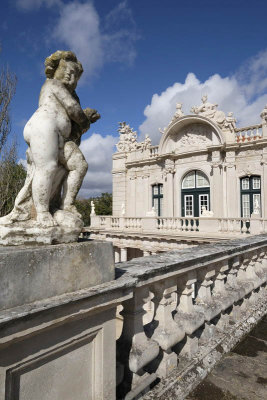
[235,124,262,143]
[89,215,267,236]
[115,235,267,398]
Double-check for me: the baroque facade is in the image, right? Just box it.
[90,97,267,260]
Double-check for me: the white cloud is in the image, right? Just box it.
[50,1,138,80]
[139,50,267,144]
[79,133,116,197]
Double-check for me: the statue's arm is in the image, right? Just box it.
[52,81,90,132]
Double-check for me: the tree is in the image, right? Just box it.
[94,192,112,215]
[74,198,91,226]
[75,192,112,226]
[0,55,25,217]
[0,142,26,217]
[0,65,17,153]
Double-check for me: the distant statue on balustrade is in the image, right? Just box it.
[0,50,100,245]
[191,95,236,132]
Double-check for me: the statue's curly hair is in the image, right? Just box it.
[44,50,83,79]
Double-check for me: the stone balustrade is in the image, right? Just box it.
[89,215,267,237]
[235,124,262,142]
[115,235,267,399]
[149,145,159,157]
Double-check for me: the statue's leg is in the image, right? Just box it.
[60,143,88,213]
[30,127,59,227]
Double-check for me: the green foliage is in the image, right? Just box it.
[94,192,112,215]
[74,198,91,226]
[75,192,112,226]
[0,143,26,217]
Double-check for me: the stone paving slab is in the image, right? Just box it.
[186,315,267,400]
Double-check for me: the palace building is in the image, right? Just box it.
[90,97,267,261]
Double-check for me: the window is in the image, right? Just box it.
[242,178,249,190]
[185,195,194,216]
[240,176,261,217]
[182,171,195,189]
[242,194,250,218]
[196,172,210,188]
[253,177,260,190]
[152,184,163,216]
[182,170,210,189]
[181,170,210,217]
[199,194,209,214]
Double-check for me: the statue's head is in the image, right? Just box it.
[176,103,182,109]
[45,51,83,91]
[202,95,208,103]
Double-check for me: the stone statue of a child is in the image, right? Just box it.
[0,50,100,228]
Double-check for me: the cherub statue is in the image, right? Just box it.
[0,50,100,229]
[171,103,184,122]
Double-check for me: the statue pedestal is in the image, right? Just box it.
[0,241,116,400]
[0,210,84,245]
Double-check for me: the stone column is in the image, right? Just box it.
[114,247,121,263]
[211,150,223,218]
[164,159,176,217]
[262,150,267,219]
[225,151,237,217]
[121,247,128,262]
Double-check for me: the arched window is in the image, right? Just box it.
[240,176,261,217]
[181,171,210,217]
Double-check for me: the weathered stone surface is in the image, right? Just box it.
[0,240,114,311]
[0,50,100,245]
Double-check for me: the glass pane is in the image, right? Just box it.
[253,194,261,215]
[196,171,209,188]
[182,171,195,189]
[185,195,193,216]
[199,195,209,214]
[159,197,163,216]
[242,194,250,218]
[153,199,158,215]
[153,185,158,195]
[159,184,163,195]
[252,177,260,190]
[242,178,249,190]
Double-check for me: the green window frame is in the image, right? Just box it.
[152,184,163,216]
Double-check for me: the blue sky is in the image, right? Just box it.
[1,0,267,196]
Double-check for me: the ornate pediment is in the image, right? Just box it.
[164,122,217,153]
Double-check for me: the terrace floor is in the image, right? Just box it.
[186,315,267,400]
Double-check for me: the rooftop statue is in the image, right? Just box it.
[116,122,151,152]
[0,50,100,245]
[171,103,184,122]
[191,95,236,132]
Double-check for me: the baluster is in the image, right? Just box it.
[195,268,222,341]
[117,287,159,397]
[174,273,204,358]
[150,278,185,378]
[254,251,266,286]
[212,261,233,329]
[226,257,246,322]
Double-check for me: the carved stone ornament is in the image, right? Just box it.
[237,163,262,176]
[191,95,236,132]
[177,124,213,149]
[164,159,176,175]
[116,122,151,152]
[0,50,100,245]
[260,104,267,122]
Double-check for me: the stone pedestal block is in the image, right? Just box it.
[0,240,117,400]
[0,240,114,311]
